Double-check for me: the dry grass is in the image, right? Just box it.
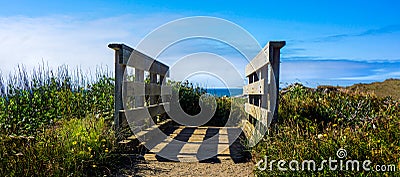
[347,78,400,100]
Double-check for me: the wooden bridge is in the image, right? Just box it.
[108,41,285,163]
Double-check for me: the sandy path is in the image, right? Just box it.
[116,126,255,176]
[134,159,255,177]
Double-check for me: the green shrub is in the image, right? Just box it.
[171,80,206,116]
[0,65,115,176]
[0,65,114,136]
[253,83,400,176]
[0,115,115,176]
[170,80,244,126]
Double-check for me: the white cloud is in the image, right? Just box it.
[1,14,398,88]
[338,71,400,81]
[0,14,181,75]
[169,52,245,88]
[0,14,258,88]
[280,60,400,87]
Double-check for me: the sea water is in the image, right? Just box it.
[206,88,243,97]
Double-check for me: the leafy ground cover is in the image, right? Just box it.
[0,65,116,176]
[1,65,398,176]
[253,83,399,176]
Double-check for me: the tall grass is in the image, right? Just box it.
[0,115,115,176]
[3,63,398,176]
[0,64,114,135]
[254,83,400,176]
[0,64,116,176]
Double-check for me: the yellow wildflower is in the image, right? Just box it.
[105,148,109,153]
[332,124,337,127]
[398,161,400,170]
[323,134,328,137]
[72,141,77,145]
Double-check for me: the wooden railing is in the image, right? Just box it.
[108,43,171,131]
[109,41,284,148]
[243,41,285,141]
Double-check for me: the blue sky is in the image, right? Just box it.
[0,0,399,88]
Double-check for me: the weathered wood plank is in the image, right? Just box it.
[123,82,172,96]
[245,41,286,76]
[243,79,266,95]
[241,120,254,139]
[134,69,145,107]
[112,45,126,129]
[241,119,269,147]
[244,103,270,125]
[244,41,285,125]
[122,102,170,120]
[127,119,173,140]
[127,50,169,76]
[110,43,172,130]
[245,45,269,77]
[149,73,157,106]
[118,119,173,152]
[108,43,169,76]
[269,41,285,122]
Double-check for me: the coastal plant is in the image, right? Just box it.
[254,83,400,176]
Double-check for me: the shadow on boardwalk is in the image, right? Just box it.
[144,126,251,163]
[112,126,254,176]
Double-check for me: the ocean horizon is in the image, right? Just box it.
[205,88,243,97]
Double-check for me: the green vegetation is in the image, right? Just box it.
[0,66,238,176]
[173,80,207,116]
[171,80,243,126]
[254,83,400,176]
[0,116,115,176]
[346,78,400,100]
[0,65,116,176]
[1,64,399,176]
[0,65,114,135]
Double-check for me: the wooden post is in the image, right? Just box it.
[135,69,144,107]
[149,73,157,104]
[149,72,157,123]
[113,48,125,130]
[260,65,268,108]
[248,75,252,124]
[268,41,285,123]
[159,75,165,85]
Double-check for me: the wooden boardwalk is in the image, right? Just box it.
[142,126,249,163]
[109,42,285,176]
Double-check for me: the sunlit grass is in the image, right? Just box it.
[254,83,400,176]
[0,65,115,176]
[0,115,115,176]
[0,64,113,135]
[1,64,398,176]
